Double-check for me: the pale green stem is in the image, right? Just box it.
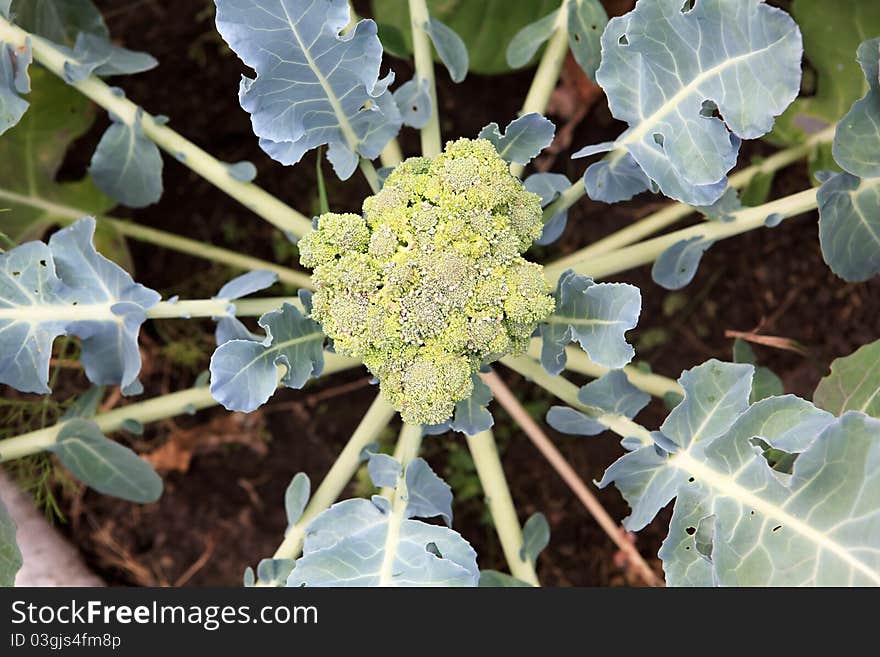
[379,422,423,499]
[544,187,819,282]
[500,355,654,446]
[542,125,836,259]
[380,140,404,168]
[510,5,570,179]
[147,297,299,319]
[359,158,381,193]
[407,0,442,157]
[0,188,312,288]
[0,352,360,463]
[260,394,397,579]
[0,16,313,238]
[0,296,301,324]
[376,423,423,586]
[465,429,540,586]
[526,339,683,399]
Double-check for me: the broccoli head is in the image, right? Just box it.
[299,138,555,424]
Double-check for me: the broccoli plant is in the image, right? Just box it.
[0,0,878,587]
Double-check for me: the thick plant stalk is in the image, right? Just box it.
[511,3,570,178]
[500,355,653,446]
[146,297,300,320]
[375,423,424,585]
[380,140,404,168]
[0,354,360,463]
[0,189,313,288]
[544,187,819,283]
[0,296,303,324]
[0,16,313,238]
[526,340,683,399]
[407,0,442,157]
[379,422,424,499]
[481,370,662,587]
[465,429,541,586]
[541,125,835,253]
[359,158,382,193]
[260,395,397,581]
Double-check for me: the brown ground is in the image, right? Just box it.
[8,0,877,587]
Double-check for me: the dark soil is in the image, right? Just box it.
[18,0,879,586]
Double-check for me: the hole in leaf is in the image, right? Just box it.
[686,526,696,535]
[425,542,443,558]
[681,0,696,12]
[688,477,695,483]
[39,259,47,267]
[411,105,418,112]
[618,34,629,46]
[591,24,597,30]
[685,546,690,550]
[652,133,665,148]
[700,99,721,119]
[12,271,20,276]
[772,525,783,533]
[573,33,581,43]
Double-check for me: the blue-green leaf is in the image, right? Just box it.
[10,0,107,47]
[651,236,715,290]
[596,360,880,586]
[660,410,880,586]
[505,9,558,70]
[520,512,549,566]
[449,374,493,436]
[216,270,278,301]
[214,0,401,179]
[817,172,880,282]
[256,558,295,586]
[818,39,880,282]
[582,0,802,205]
[89,109,163,208]
[478,113,555,166]
[479,570,532,587]
[599,360,753,530]
[524,172,571,245]
[832,39,880,179]
[404,457,453,527]
[209,302,324,412]
[61,32,157,83]
[814,339,880,418]
[547,370,649,437]
[567,0,607,80]
[284,472,310,527]
[367,453,401,489]
[580,149,653,204]
[0,1,9,18]
[0,39,31,136]
[288,458,478,586]
[0,497,22,587]
[50,418,162,503]
[0,217,159,395]
[226,161,257,182]
[541,269,640,374]
[393,77,431,129]
[424,17,468,83]
[213,270,278,345]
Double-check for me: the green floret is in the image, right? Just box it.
[301,138,555,425]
